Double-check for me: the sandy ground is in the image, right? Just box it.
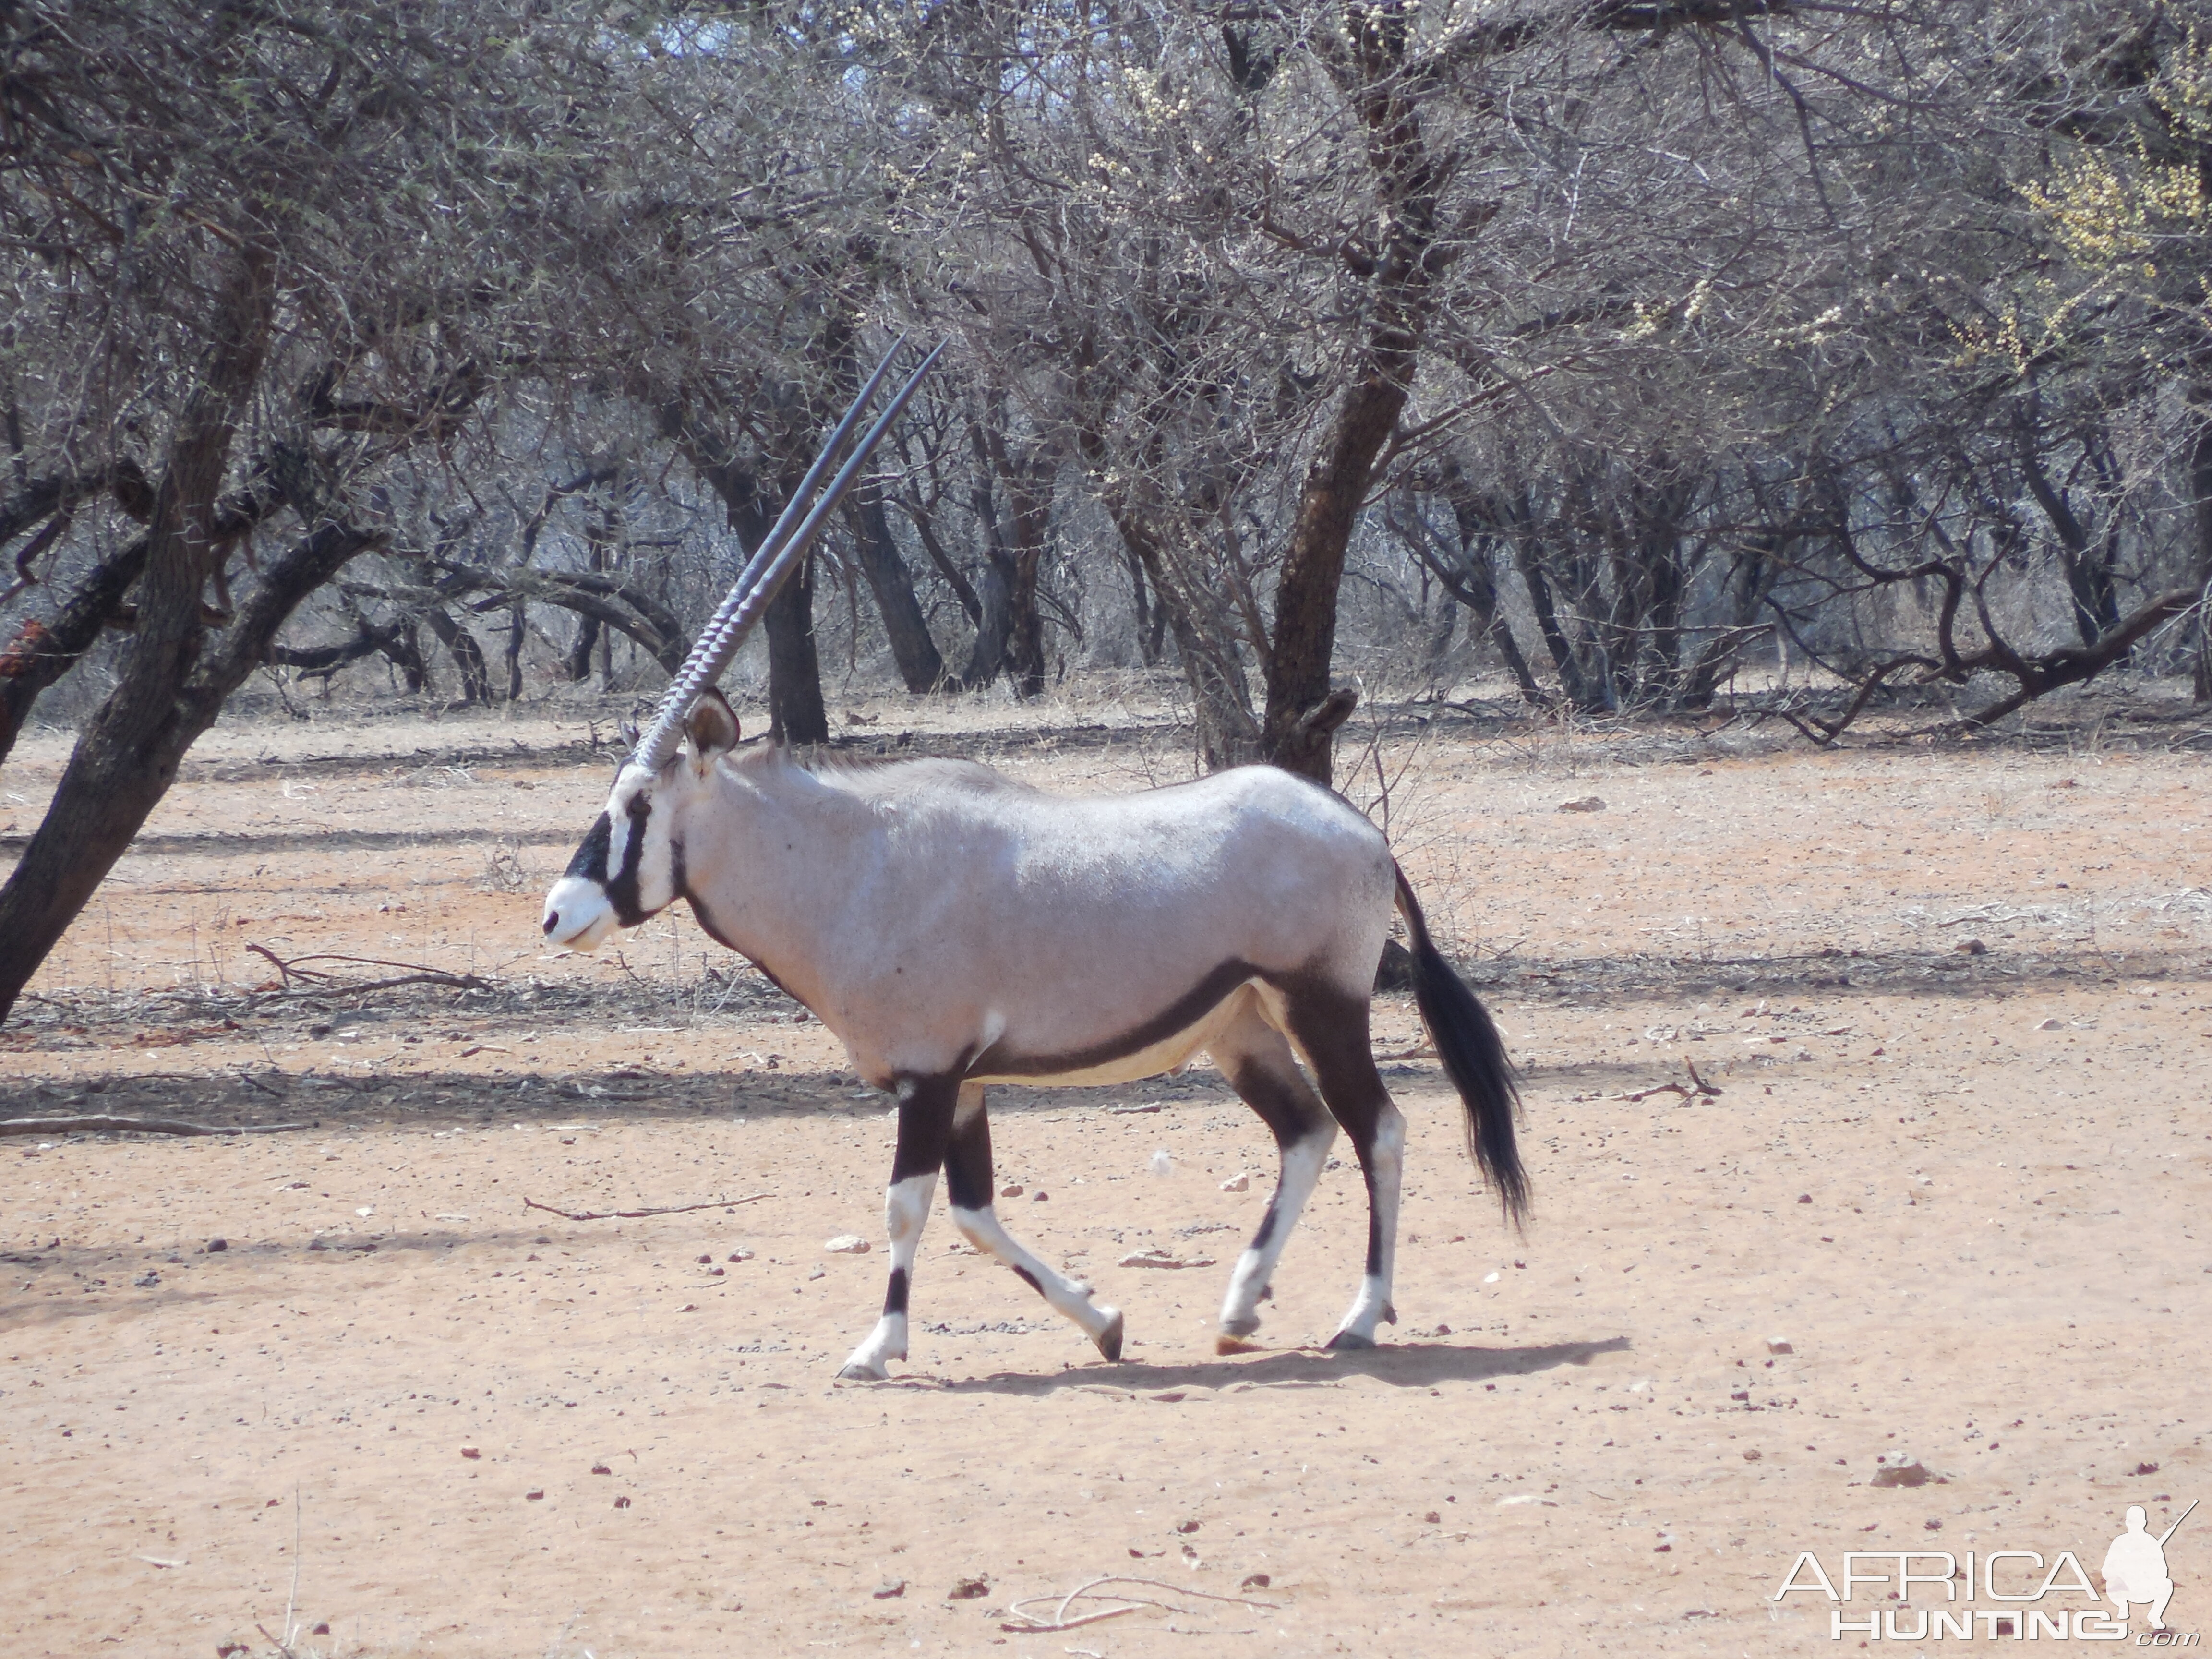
[2,685,2209,1658]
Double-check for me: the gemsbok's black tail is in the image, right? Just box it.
[1393,865,1528,1228]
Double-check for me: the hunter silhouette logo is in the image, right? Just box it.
[2105,1501,2194,1633]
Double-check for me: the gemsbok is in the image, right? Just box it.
[540,345,1527,1379]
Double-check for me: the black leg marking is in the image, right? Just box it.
[1280,983,1391,1164]
[883,1266,909,1316]
[1363,1165,1385,1275]
[1012,1265,1043,1295]
[889,1075,961,1184]
[942,1096,995,1214]
[1249,1200,1280,1254]
[1277,978,1404,1351]
[1225,1047,1332,1153]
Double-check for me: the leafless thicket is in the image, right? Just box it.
[2,1,2209,1016]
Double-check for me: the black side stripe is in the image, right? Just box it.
[969,958,1259,1078]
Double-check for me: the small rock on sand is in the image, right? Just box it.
[1220,1171,1250,1192]
[1766,1336,1794,1355]
[1869,1458,1932,1488]
[824,1235,871,1254]
[1119,1248,1215,1270]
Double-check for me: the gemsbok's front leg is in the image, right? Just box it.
[942,1082,1124,1362]
[837,1074,958,1381]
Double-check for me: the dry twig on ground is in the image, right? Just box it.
[999,1573,1281,1633]
[522,1193,770,1222]
[247,942,487,995]
[1622,1058,1723,1103]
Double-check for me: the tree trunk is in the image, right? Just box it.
[1120,540,1164,667]
[0,247,277,1019]
[1439,494,1547,705]
[1109,507,1261,770]
[1261,8,1453,785]
[764,551,829,744]
[564,611,601,682]
[1511,524,1605,713]
[847,485,946,692]
[961,548,1014,689]
[999,457,1053,699]
[504,597,526,700]
[0,513,385,1020]
[967,411,1057,698]
[386,619,426,693]
[2192,419,2212,703]
[2020,435,2123,650]
[673,419,830,738]
[421,607,493,705]
[566,540,610,681]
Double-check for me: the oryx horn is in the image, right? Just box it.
[631,339,945,771]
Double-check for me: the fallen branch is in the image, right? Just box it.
[522,1192,770,1222]
[1000,1574,1281,1634]
[247,943,487,995]
[1374,1042,1438,1062]
[998,1604,1137,1634]
[0,1114,316,1138]
[1622,1058,1722,1104]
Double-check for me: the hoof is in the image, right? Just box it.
[1220,1313,1261,1338]
[1094,1307,1125,1363]
[1382,1302,1398,1325]
[1257,1283,1274,1303]
[1215,1333,1265,1356]
[1325,1328,1377,1351]
[836,1359,890,1381]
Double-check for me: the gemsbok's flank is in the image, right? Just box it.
[537,342,1526,1379]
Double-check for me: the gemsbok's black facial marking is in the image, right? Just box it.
[563,812,613,883]
[602,788,655,926]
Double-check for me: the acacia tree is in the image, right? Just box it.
[0,0,629,1019]
[872,0,1923,780]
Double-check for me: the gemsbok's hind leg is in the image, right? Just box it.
[1281,985,1406,1351]
[942,1082,1124,1362]
[838,1074,958,1381]
[1208,997,1337,1354]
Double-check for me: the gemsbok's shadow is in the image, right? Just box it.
[934,1334,1630,1397]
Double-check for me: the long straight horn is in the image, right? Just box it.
[631,340,944,771]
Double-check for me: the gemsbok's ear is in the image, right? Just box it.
[685,688,740,771]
